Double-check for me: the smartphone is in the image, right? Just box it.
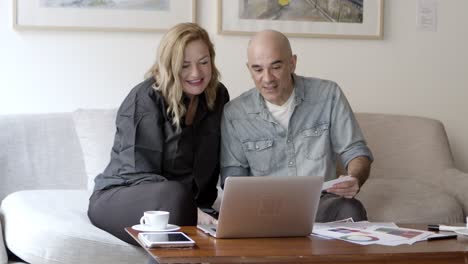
[138,232,195,248]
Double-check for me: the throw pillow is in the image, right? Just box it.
[0,219,7,264]
[72,109,117,191]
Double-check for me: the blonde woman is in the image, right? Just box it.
[88,23,229,245]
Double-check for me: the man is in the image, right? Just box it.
[220,30,373,222]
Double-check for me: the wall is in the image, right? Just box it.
[1,0,468,172]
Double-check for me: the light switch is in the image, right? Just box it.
[417,0,438,32]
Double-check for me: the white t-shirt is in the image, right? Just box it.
[265,89,295,129]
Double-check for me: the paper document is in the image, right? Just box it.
[322,176,354,190]
[312,224,434,246]
[313,221,398,232]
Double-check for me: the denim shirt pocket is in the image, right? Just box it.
[301,123,330,160]
[242,139,274,174]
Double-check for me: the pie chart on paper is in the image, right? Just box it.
[340,234,379,242]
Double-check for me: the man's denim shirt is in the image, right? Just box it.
[220,75,373,184]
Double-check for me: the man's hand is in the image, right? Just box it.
[197,208,218,225]
[326,175,360,199]
[327,156,372,198]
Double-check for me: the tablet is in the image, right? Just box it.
[138,232,195,248]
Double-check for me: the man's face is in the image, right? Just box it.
[247,45,296,106]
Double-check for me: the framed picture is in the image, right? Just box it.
[13,0,196,32]
[218,0,384,39]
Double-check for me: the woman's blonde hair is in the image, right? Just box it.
[146,23,220,129]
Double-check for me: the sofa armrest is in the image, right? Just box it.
[0,219,8,264]
[442,168,468,221]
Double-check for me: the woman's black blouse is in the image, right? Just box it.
[93,78,230,208]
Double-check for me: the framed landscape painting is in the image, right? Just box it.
[218,0,384,39]
[13,0,196,32]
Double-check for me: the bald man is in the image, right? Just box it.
[220,30,373,222]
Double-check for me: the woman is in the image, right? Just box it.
[88,23,229,245]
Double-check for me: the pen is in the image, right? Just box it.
[427,234,458,241]
[427,224,466,232]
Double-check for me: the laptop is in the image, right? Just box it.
[197,175,323,238]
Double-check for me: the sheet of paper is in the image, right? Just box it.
[313,222,398,232]
[312,224,433,246]
[322,175,354,190]
[368,226,433,245]
[417,0,438,31]
[312,226,406,246]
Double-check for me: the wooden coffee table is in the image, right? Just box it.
[125,224,468,263]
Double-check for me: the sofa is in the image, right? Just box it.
[1,109,467,264]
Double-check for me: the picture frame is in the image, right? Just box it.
[13,0,196,32]
[218,0,384,39]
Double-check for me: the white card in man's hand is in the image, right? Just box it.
[322,176,354,190]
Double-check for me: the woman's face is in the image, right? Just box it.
[180,39,212,98]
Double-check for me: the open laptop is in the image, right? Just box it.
[197,175,323,238]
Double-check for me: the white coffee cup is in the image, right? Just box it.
[140,211,169,229]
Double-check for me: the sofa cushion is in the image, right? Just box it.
[356,113,454,184]
[357,178,464,224]
[1,190,146,264]
[0,218,7,264]
[73,109,117,191]
[0,113,87,201]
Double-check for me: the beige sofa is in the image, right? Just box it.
[0,110,467,264]
[356,113,468,223]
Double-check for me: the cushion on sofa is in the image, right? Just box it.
[0,113,87,201]
[356,113,454,184]
[72,109,117,191]
[1,190,146,264]
[0,219,7,264]
[357,178,464,224]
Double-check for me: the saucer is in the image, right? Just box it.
[131,224,180,232]
[454,228,468,236]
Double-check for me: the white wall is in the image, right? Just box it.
[1,0,468,172]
